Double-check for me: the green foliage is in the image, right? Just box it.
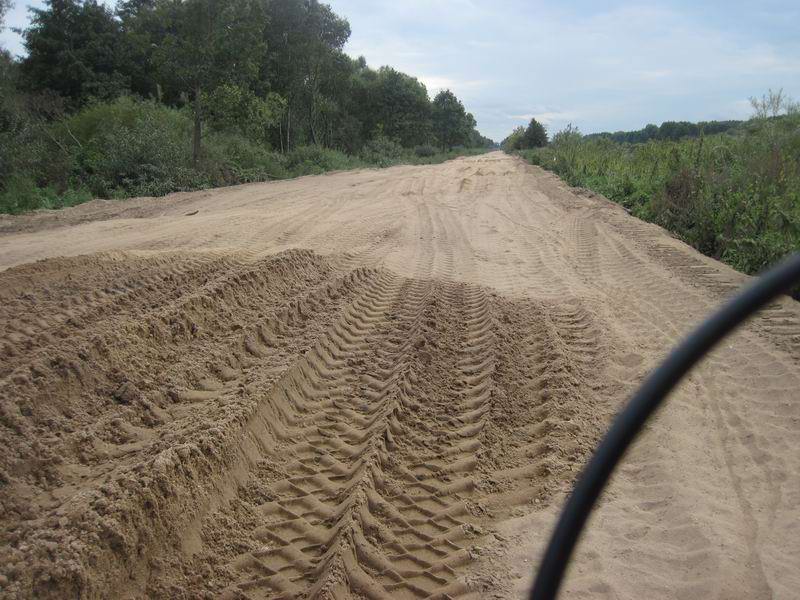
[20,0,131,105]
[361,68,432,148]
[1,0,495,215]
[284,145,362,175]
[0,0,11,29]
[517,114,800,296]
[0,174,92,214]
[502,126,525,152]
[202,131,288,183]
[62,97,199,196]
[0,91,74,191]
[143,0,266,164]
[203,85,286,145]
[749,88,800,119]
[431,90,471,150]
[408,147,489,165]
[360,136,405,167]
[588,119,746,144]
[503,118,548,150]
[522,118,548,148]
[146,0,265,95]
[414,144,437,158]
[61,96,188,144]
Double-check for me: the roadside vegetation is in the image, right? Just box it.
[509,90,800,295]
[0,0,494,215]
[501,117,548,151]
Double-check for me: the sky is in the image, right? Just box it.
[3,0,800,142]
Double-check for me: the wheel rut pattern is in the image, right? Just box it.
[220,276,499,599]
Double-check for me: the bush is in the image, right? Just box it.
[359,136,405,167]
[0,174,92,214]
[409,146,488,165]
[60,97,189,145]
[0,91,75,192]
[59,98,199,197]
[203,132,288,184]
[284,145,362,175]
[414,144,437,158]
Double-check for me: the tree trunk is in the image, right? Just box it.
[286,107,291,152]
[192,85,202,168]
[279,120,284,154]
[309,101,318,146]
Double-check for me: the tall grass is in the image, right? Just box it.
[518,116,800,295]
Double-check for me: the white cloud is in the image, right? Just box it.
[418,76,491,96]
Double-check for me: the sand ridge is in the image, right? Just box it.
[0,152,798,599]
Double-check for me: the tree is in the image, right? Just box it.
[1,0,12,31]
[521,117,548,148]
[550,123,582,156]
[501,126,524,151]
[203,83,287,149]
[116,0,164,100]
[642,123,659,141]
[431,89,469,150]
[20,0,131,106]
[750,88,798,118]
[0,0,12,92]
[145,0,266,166]
[362,67,432,147]
[261,0,351,149]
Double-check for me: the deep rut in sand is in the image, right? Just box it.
[2,152,800,599]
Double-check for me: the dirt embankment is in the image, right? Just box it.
[1,153,799,599]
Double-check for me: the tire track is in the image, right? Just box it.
[181,278,510,599]
[3,152,800,600]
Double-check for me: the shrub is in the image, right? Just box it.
[285,145,362,175]
[61,97,191,144]
[78,112,196,197]
[409,146,488,165]
[414,144,437,157]
[0,92,75,192]
[359,136,405,167]
[0,174,44,214]
[203,132,288,184]
[0,174,92,214]
[56,97,198,197]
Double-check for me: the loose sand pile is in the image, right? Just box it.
[1,153,798,599]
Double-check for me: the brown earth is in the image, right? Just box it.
[1,152,799,599]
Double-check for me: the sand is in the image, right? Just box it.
[0,152,798,599]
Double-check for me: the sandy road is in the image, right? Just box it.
[1,152,799,599]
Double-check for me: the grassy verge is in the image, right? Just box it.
[516,116,800,297]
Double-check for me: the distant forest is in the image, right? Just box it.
[585,119,744,143]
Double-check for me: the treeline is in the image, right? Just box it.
[586,119,744,144]
[501,117,548,151]
[587,89,800,144]
[513,94,800,296]
[0,0,493,214]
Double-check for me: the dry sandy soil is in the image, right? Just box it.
[1,152,799,599]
